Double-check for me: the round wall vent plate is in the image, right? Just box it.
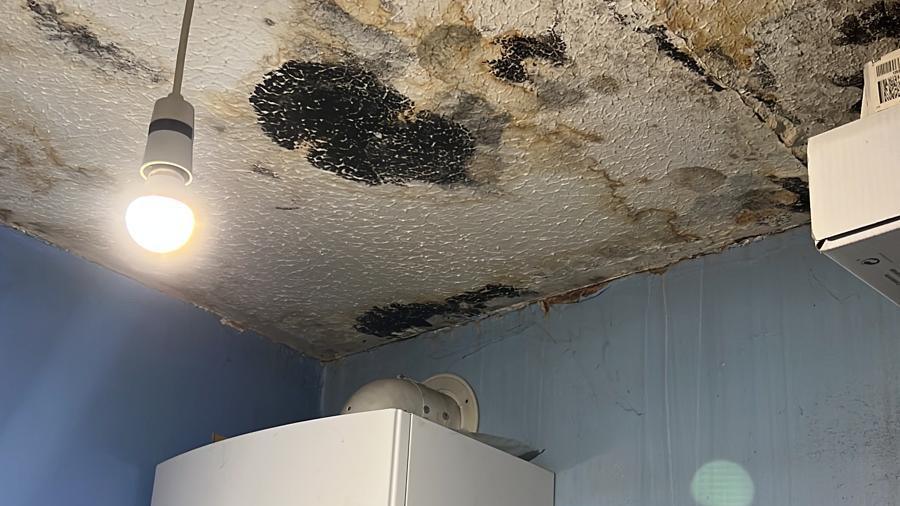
[423,373,479,432]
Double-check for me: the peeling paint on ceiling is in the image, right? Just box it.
[1,0,895,359]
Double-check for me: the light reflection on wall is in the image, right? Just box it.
[690,460,755,506]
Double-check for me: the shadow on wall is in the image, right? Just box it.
[323,227,900,506]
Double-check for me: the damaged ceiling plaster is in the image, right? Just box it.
[1,0,895,359]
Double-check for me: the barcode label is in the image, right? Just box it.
[878,75,900,104]
[877,57,900,76]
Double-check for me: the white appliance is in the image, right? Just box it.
[808,99,900,306]
[150,408,554,506]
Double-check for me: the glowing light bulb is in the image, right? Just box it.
[127,0,198,256]
[126,194,195,253]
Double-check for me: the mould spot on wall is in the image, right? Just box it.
[747,58,778,94]
[589,74,621,95]
[655,0,770,69]
[534,77,588,110]
[250,61,476,185]
[835,1,900,45]
[355,284,525,337]
[640,25,723,92]
[488,29,567,84]
[769,176,810,213]
[735,176,809,226]
[739,188,785,212]
[287,0,409,75]
[630,208,698,244]
[832,70,865,89]
[250,164,279,179]
[670,166,727,192]
[417,24,483,81]
[0,138,62,195]
[447,92,510,146]
[25,0,163,82]
[264,17,276,26]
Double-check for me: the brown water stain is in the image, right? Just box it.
[539,283,607,313]
[589,74,621,95]
[656,0,778,69]
[670,166,727,192]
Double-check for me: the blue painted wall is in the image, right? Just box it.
[0,226,322,506]
[324,227,900,506]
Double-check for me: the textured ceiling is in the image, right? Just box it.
[0,0,895,359]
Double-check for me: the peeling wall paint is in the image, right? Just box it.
[3,0,896,358]
[324,227,900,505]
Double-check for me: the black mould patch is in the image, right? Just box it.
[488,30,568,84]
[250,164,279,179]
[250,61,475,185]
[25,0,162,82]
[769,176,810,213]
[641,25,724,92]
[836,1,900,45]
[355,284,525,338]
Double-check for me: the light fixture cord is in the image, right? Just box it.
[171,0,195,96]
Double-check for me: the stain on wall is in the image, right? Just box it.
[487,29,568,84]
[769,176,810,213]
[669,166,727,192]
[835,1,900,45]
[446,92,511,146]
[417,23,484,83]
[734,176,810,226]
[355,284,525,337]
[250,61,476,185]
[641,25,724,92]
[24,0,162,82]
[655,0,772,69]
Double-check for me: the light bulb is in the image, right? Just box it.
[127,0,198,256]
[126,194,195,253]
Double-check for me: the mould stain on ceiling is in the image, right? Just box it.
[1,0,897,359]
[250,61,476,185]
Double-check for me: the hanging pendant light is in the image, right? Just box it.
[126,0,197,254]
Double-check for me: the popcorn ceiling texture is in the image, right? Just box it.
[0,0,894,359]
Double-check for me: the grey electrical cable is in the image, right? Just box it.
[171,0,195,96]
